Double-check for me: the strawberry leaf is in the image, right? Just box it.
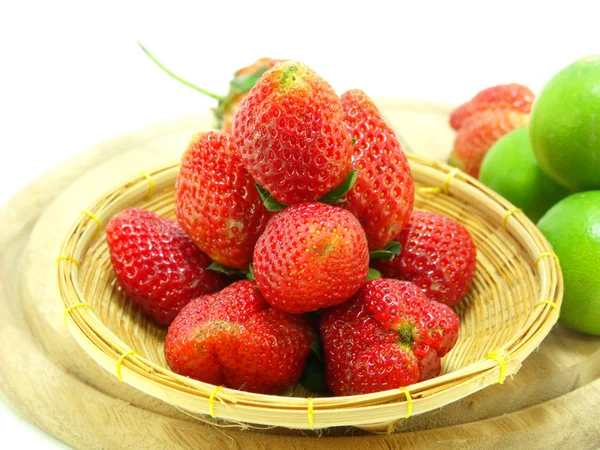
[298,357,329,394]
[298,335,329,393]
[369,241,402,260]
[229,65,270,95]
[319,170,358,204]
[208,262,248,277]
[366,268,382,281]
[309,335,324,361]
[255,184,287,212]
[247,263,255,280]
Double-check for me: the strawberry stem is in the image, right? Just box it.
[137,41,222,100]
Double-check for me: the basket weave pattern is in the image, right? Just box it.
[57,154,562,430]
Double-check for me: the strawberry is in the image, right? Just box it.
[175,131,271,270]
[138,42,283,133]
[320,279,460,395]
[449,83,535,130]
[448,108,529,178]
[360,280,460,356]
[447,83,534,178]
[164,280,314,394]
[105,208,227,326]
[413,342,441,382]
[340,89,415,251]
[253,202,370,314]
[220,57,285,134]
[233,61,353,205]
[375,211,477,308]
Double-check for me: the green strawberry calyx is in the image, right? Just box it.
[396,323,415,346]
[230,65,271,94]
[366,268,382,281]
[215,64,272,127]
[208,262,258,282]
[369,241,402,260]
[255,184,287,212]
[319,170,358,204]
[246,263,255,280]
[255,170,359,212]
[298,334,330,394]
[208,261,248,277]
[309,335,324,360]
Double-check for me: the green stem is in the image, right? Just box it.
[137,41,222,100]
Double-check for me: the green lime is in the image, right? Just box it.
[537,191,600,335]
[529,55,600,191]
[479,128,571,223]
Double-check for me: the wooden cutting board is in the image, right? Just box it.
[0,100,598,450]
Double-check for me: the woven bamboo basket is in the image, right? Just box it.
[57,154,562,432]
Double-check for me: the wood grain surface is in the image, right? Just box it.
[0,100,598,449]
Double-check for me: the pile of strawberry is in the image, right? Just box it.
[106,61,477,396]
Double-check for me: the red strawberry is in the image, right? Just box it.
[220,57,285,134]
[175,131,271,270]
[449,83,535,130]
[105,208,227,326]
[233,61,353,205]
[375,211,477,307]
[340,89,415,250]
[448,109,529,178]
[339,343,420,396]
[164,280,314,394]
[361,280,460,356]
[253,202,370,314]
[413,343,441,382]
[320,279,460,395]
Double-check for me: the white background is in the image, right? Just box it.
[0,1,598,448]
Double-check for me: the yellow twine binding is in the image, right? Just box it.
[502,207,521,228]
[81,209,102,238]
[56,254,80,268]
[416,167,459,195]
[537,300,559,312]
[307,397,314,430]
[399,386,412,419]
[443,168,459,193]
[486,351,508,384]
[386,387,413,435]
[416,186,443,194]
[116,349,138,382]
[535,252,559,266]
[209,385,224,418]
[63,302,93,327]
[140,171,155,200]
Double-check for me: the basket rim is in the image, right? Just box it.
[57,155,562,430]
